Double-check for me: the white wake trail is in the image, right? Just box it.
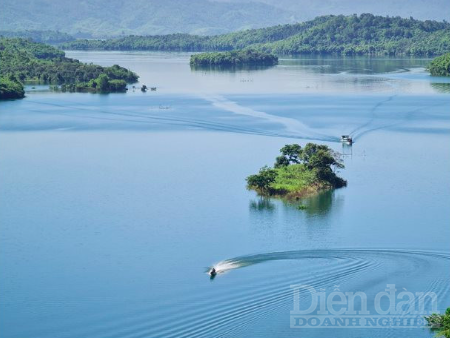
[202,95,319,137]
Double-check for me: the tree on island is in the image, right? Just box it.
[247,143,346,198]
[425,307,450,338]
[246,166,277,193]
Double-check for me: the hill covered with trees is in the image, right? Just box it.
[0,38,138,100]
[61,14,450,56]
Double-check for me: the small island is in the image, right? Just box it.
[0,38,138,100]
[190,49,278,67]
[428,52,450,76]
[246,143,346,199]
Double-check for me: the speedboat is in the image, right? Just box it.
[341,135,353,145]
[209,268,217,277]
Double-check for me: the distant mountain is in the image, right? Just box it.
[214,0,450,22]
[0,30,74,44]
[62,14,450,56]
[2,0,448,38]
[0,0,295,38]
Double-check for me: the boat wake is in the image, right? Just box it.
[201,94,338,142]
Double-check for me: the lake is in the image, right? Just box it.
[0,52,449,338]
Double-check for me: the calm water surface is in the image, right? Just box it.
[1,52,449,338]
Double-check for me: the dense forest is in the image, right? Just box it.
[0,30,75,44]
[0,38,138,100]
[61,14,450,56]
[428,52,450,76]
[190,50,278,66]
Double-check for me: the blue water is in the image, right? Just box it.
[0,52,449,338]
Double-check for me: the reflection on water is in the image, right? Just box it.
[431,82,450,93]
[249,197,276,212]
[250,190,339,217]
[190,64,275,72]
[300,190,336,216]
[281,55,431,75]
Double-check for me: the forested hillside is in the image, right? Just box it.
[62,14,450,56]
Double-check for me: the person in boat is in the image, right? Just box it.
[210,268,217,276]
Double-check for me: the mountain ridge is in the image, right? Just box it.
[1,0,449,37]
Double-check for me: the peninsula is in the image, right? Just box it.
[246,143,346,199]
[0,38,138,100]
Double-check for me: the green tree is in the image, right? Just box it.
[246,166,277,193]
[426,307,450,338]
[95,74,110,91]
[280,144,302,164]
[274,155,290,168]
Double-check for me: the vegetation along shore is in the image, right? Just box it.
[60,14,450,56]
[0,38,138,100]
[246,143,346,200]
[428,52,450,76]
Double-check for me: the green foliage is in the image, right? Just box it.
[429,53,450,76]
[190,50,278,66]
[59,75,128,93]
[61,14,450,56]
[246,166,278,194]
[280,144,302,164]
[247,143,346,198]
[425,307,450,338]
[95,74,110,91]
[270,164,316,193]
[0,37,138,98]
[0,30,75,44]
[274,155,290,168]
[0,77,25,99]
